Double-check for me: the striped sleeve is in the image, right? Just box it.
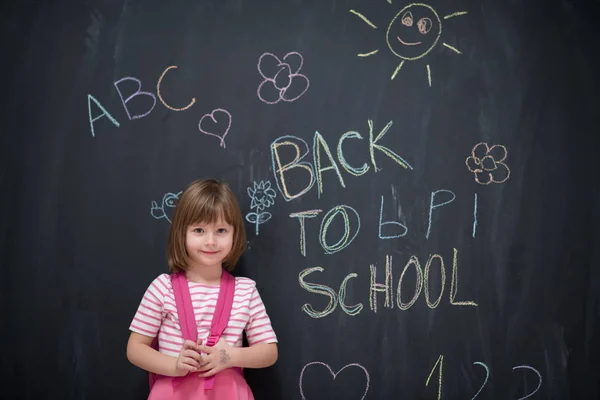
[129,274,168,338]
[245,284,278,346]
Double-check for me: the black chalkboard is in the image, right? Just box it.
[2,0,599,399]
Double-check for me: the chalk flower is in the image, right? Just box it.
[465,142,510,185]
[247,180,277,212]
[257,52,310,104]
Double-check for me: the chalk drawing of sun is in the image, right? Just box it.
[350,2,467,86]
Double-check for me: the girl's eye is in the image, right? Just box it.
[193,228,204,233]
[217,228,227,234]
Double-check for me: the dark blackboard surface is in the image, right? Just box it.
[1,0,599,399]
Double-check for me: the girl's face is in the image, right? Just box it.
[185,216,234,270]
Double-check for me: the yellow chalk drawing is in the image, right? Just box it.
[368,120,411,171]
[290,210,323,256]
[450,248,478,306]
[426,354,444,400]
[369,255,393,312]
[298,267,338,318]
[349,9,378,29]
[396,255,423,310]
[337,131,370,176]
[424,254,445,308]
[444,11,468,20]
[391,60,404,80]
[358,49,379,57]
[271,137,316,200]
[426,64,432,87]
[314,131,346,197]
[368,249,475,312]
[350,2,467,86]
[339,273,364,315]
[442,42,461,54]
[298,267,364,318]
[319,205,360,254]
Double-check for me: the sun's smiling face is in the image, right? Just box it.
[350,2,466,86]
[386,4,441,60]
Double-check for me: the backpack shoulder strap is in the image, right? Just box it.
[204,270,236,390]
[206,270,235,345]
[150,273,198,389]
[171,272,197,342]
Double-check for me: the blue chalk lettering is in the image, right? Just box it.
[426,189,455,239]
[378,195,408,239]
[87,94,120,137]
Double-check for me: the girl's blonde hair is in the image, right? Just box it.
[167,179,246,273]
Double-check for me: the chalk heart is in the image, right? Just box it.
[198,108,231,148]
[299,362,370,400]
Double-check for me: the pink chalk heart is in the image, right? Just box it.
[299,362,370,400]
[198,108,231,148]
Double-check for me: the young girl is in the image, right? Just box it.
[127,179,278,399]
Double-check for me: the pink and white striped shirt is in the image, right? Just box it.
[129,273,278,357]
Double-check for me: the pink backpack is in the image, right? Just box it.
[149,270,236,391]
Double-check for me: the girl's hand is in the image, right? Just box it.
[196,338,235,377]
[174,340,203,376]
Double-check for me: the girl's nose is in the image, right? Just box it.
[205,233,216,245]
